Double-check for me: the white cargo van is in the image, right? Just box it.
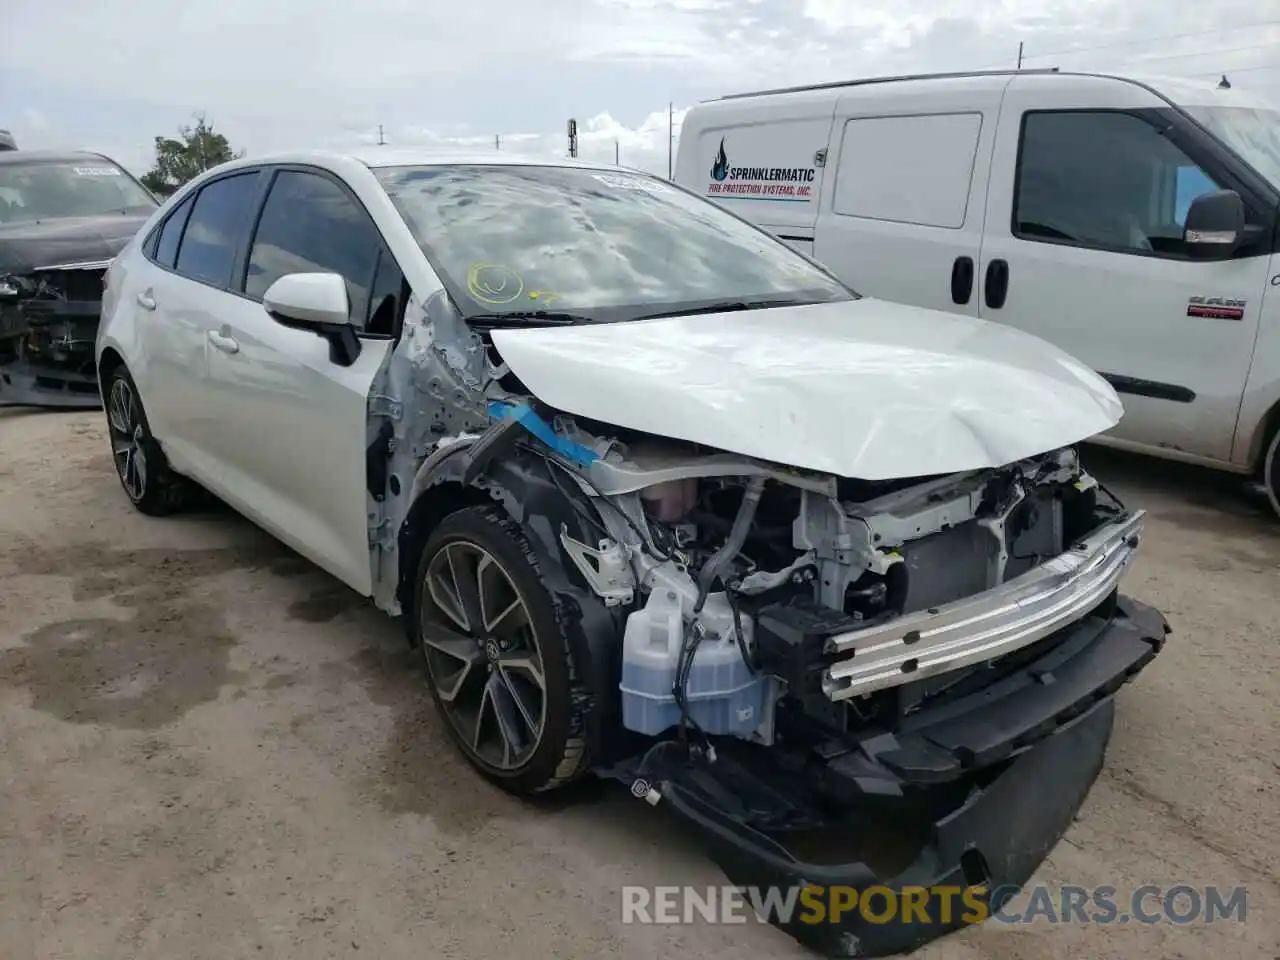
[675,69,1280,516]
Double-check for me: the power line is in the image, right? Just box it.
[1190,62,1280,77]
[1115,40,1280,68]
[1013,18,1280,65]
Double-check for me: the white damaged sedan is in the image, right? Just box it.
[97,149,1169,957]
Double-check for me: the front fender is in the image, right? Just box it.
[402,444,629,763]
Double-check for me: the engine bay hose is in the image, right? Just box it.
[694,476,766,614]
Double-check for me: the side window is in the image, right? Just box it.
[174,172,260,286]
[1174,166,1218,223]
[1014,111,1226,257]
[834,112,983,229]
[364,246,405,337]
[243,170,388,330]
[152,194,195,269]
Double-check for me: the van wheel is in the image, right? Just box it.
[411,506,590,795]
[104,365,193,516]
[1263,428,1280,521]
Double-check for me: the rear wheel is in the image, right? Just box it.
[412,506,590,795]
[104,365,192,516]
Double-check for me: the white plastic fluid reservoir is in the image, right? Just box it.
[619,588,765,737]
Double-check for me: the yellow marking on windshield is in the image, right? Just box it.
[467,263,524,304]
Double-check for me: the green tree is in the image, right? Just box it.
[139,113,244,196]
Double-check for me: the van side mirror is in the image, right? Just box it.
[1183,189,1245,260]
[263,272,362,367]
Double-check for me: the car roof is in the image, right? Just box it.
[0,149,124,166]
[208,146,628,174]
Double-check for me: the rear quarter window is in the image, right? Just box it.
[149,194,196,269]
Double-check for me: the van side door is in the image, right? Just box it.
[814,77,1012,316]
[980,74,1276,464]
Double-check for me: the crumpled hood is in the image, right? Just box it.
[0,213,151,273]
[488,298,1123,480]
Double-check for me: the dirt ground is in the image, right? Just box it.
[0,408,1276,960]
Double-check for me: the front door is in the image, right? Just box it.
[980,75,1275,463]
[202,165,405,595]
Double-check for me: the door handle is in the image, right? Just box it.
[984,259,1010,310]
[207,330,240,354]
[950,256,974,305]
[136,291,157,311]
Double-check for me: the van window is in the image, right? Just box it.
[1014,111,1226,257]
[833,113,983,229]
[1174,166,1217,223]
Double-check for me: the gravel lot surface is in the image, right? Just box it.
[1,408,1276,959]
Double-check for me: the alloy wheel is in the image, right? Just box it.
[106,377,147,502]
[419,540,548,770]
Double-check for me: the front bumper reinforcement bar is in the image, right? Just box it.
[823,510,1145,701]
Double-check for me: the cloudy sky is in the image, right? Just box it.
[3,0,1278,177]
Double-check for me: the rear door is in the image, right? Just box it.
[203,165,403,595]
[814,77,1012,316]
[679,93,836,256]
[134,169,265,478]
[979,74,1276,462]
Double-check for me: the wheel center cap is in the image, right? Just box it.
[484,639,500,663]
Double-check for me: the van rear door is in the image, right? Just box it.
[676,92,836,256]
[813,76,1013,316]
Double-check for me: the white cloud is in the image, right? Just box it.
[1,0,1276,177]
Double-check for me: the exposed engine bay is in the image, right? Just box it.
[0,264,108,407]
[518,415,1144,753]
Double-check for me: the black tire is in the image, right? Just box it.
[103,364,193,516]
[412,505,590,795]
[1264,427,1280,521]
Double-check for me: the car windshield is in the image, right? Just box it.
[373,163,854,321]
[0,160,157,224]
[1183,105,1280,190]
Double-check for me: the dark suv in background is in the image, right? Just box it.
[1,148,157,407]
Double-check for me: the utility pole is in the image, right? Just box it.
[667,102,674,179]
[615,140,620,165]
[495,134,501,149]
[1017,42,1023,70]
[377,124,386,145]
[567,118,578,158]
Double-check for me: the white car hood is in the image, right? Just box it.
[489,299,1122,480]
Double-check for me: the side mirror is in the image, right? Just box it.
[1183,189,1245,260]
[263,272,361,366]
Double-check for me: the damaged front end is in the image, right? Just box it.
[0,262,107,408]
[368,292,1168,957]
[529,421,1162,955]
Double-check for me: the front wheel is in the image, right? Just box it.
[412,506,590,795]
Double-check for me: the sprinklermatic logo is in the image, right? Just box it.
[706,137,815,201]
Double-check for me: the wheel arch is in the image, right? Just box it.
[1247,397,1280,475]
[396,446,627,764]
[96,346,126,402]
